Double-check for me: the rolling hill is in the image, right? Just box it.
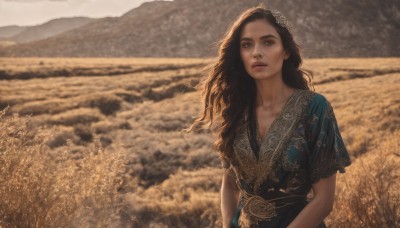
[8,17,97,44]
[0,25,28,39]
[0,0,398,57]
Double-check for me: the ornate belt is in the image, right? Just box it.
[242,194,277,220]
[240,191,307,222]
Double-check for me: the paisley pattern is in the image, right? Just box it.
[223,90,351,227]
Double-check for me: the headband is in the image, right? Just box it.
[270,10,291,32]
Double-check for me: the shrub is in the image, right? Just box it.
[46,129,78,148]
[137,149,185,188]
[0,110,126,227]
[92,120,132,134]
[74,124,93,143]
[84,94,122,116]
[327,131,400,227]
[13,100,71,116]
[48,108,103,126]
[127,167,222,227]
[100,136,113,148]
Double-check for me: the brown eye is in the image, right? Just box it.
[264,40,274,46]
[241,42,251,48]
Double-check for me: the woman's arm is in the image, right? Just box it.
[287,174,336,228]
[221,169,240,228]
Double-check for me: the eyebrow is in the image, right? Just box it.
[240,34,278,41]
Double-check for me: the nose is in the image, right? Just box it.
[252,44,262,58]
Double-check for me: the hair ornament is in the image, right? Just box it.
[270,10,291,32]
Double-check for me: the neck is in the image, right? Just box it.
[254,75,294,107]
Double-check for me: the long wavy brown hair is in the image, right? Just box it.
[190,6,313,162]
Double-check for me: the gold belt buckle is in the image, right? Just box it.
[243,195,277,220]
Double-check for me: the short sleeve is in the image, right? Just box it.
[306,94,351,183]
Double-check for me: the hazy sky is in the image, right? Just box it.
[0,0,158,27]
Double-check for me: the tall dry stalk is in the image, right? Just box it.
[0,109,126,227]
[328,131,400,227]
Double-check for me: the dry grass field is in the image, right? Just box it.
[1,57,399,227]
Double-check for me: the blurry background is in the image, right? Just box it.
[0,0,399,227]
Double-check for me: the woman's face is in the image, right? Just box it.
[239,19,289,81]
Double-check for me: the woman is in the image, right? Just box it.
[190,6,351,228]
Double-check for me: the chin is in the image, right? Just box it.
[250,73,276,80]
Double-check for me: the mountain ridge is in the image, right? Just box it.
[0,0,398,57]
[0,17,97,44]
[10,17,97,44]
[0,26,28,39]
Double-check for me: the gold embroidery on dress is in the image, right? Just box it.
[232,90,316,226]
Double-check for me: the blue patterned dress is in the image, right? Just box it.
[222,90,351,228]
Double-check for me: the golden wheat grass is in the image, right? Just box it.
[0,109,126,227]
[1,57,399,227]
